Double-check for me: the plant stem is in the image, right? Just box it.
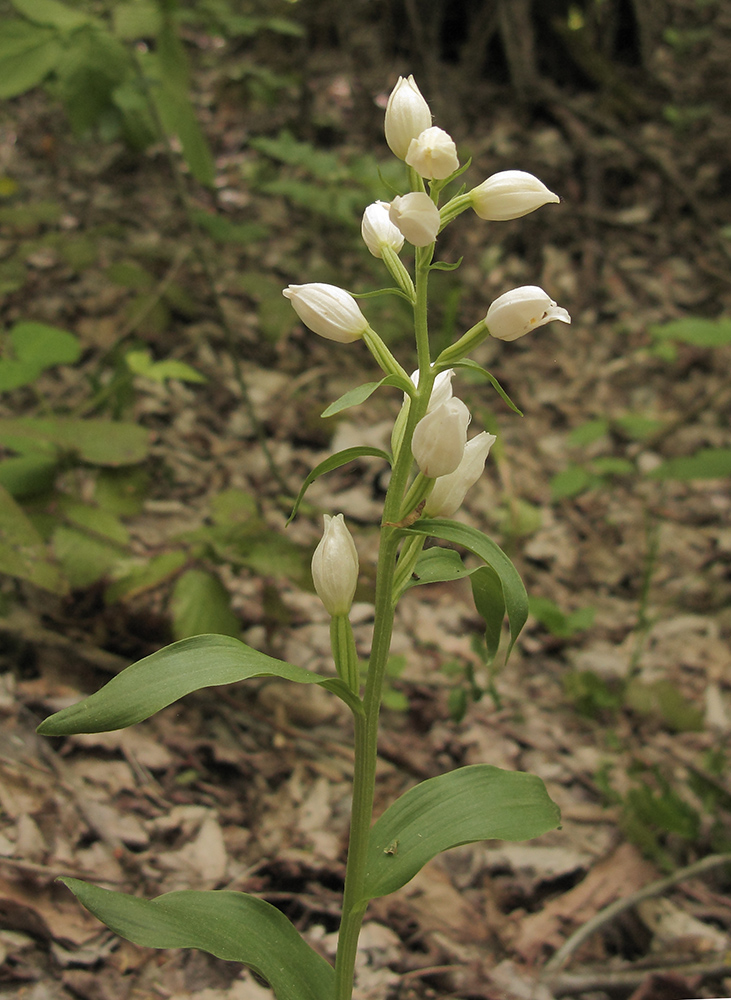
[334,246,434,999]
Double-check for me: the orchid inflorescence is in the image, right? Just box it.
[284,73,570,618]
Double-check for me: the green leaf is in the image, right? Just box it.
[0,322,81,391]
[141,47,215,187]
[430,257,463,271]
[406,547,471,587]
[58,879,334,1000]
[450,359,523,414]
[321,375,411,418]
[361,765,560,902]
[287,446,390,524]
[530,596,594,639]
[0,483,67,592]
[470,565,505,666]
[0,418,150,466]
[0,453,57,498]
[125,349,207,384]
[648,448,731,481]
[649,317,731,349]
[404,519,528,656]
[10,0,92,29]
[37,633,361,735]
[105,549,186,603]
[0,23,61,99]
[170,569,240,640]
[112,1,163,39]
[569,419,609,446]
[53,525,126,588]
[550,465,597,500]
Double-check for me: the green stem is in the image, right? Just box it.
[334,238,437,999]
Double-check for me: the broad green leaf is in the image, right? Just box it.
[170,569,240,640]
[569,419,609,446]
[0,418,150,465]
[361,765,560,901]
[550,465,596,500]
[321,375,412,419]
[0,26,61,99]
[469,565,505,666]
[649,447,731,481]
[11,321,81,367]
[287,446,390,524]
[404,519,528,655]
[0,322,81,391]
[53,525,126,589]
[649,317,731,348]
[0,483,66,592]
[105,549,186,603]
[0,453,57,498]
[112,1,163,39]
[58,498,130,545]
[450,359,523,414]
[10,0,93,29]
[37,633,361,735]
[405,547,471,587]
[59,879,335,1000]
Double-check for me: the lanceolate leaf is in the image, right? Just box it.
[361,765,560,902]
[37,634,361,735]
[287,446,390,524]
[321,374,412,418]
[59,879,335,1000]
[0,418,150,466]
[451,359,523,414]
[404,519,528,655]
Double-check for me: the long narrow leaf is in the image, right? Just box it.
[321,374,411,418]
[404,519,528,655]
[60,879,335,1000]
[287,446,390,524]
[361,765,560,901]
[38,634,360,735]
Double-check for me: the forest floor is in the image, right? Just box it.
[1,14,731,1000]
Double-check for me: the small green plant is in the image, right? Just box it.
[37,75,570,999]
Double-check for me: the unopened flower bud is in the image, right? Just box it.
[389,193,440,247]
[311,514,359,617]
[361,201,405,258]
[405,126,459,180]
[384,75,432,160]
[411,397,471,478]
[424,432,497,517]
[408,368,454,411]
[283,283,368,343]
[470,170,560,221]
[486,286,571,342]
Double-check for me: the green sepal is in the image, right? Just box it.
[287,446,391,524]
[403,519,528,657]
[58,879,335,1000]
[321,374,413,419]
[449,359,523,415]
[361,764,560,902]
[37,633,362,735]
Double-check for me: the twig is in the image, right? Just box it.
[543,851,731,975]
[549,956,731,997]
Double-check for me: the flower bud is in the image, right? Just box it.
[424,432,497,517]
[405,126,459,180]
[361,201,405,258]
[389,193,440,247]
[470,170,560,221]
[486,286,571,342]
[411,397,471,478]
[283,283,368,343]
[408,367,454,411]
[384,75,432,160]
[311,514,359,617]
